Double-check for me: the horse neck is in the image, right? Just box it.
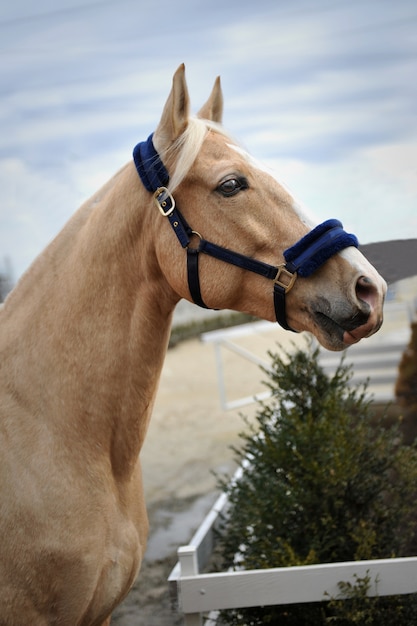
[2,163,179,477]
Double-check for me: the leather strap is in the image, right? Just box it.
[187,248,209,309]
[274,284,293,331]
[198,240,278,280]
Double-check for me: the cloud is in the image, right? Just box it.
[265,137,417,245]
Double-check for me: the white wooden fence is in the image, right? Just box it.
[169,481,417,625]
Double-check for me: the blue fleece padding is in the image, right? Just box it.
[284,219,359,278]
[133,133,169,192]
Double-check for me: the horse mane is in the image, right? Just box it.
[161,117,235,192]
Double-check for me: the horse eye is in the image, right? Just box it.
[217,177,249,197]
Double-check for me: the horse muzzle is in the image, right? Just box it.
[312,273,386,350]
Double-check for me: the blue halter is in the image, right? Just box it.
[133,134,359,331]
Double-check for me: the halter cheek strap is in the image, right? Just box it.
[133,134,359,331]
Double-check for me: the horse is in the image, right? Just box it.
[0,64,386,625]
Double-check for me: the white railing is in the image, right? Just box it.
[201,320,274,410]
[201,304,410,410]
[169,484,417,625]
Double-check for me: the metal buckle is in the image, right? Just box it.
[154,187,176,217]
[274,265,297,293]
[186,230,202,250]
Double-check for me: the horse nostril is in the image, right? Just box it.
[355,276,378,310]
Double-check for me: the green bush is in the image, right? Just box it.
[216,341,417,625]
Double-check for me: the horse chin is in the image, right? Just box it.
[313,312,355,352]
[312,311,384,351]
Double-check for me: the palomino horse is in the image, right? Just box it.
[0,64,386,624]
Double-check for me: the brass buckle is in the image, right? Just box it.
[154,187,176,217]
[274,265,297,293]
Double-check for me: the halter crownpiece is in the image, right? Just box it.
[133,134,359,331]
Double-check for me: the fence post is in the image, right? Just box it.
[178,545,202,626]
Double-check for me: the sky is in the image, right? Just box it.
[0,0,416,282]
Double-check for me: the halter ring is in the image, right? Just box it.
[187,230,202,248]
[274,265,297,293]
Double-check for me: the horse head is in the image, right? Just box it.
[137,64,386,351]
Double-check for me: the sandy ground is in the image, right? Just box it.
[111,300,412,625]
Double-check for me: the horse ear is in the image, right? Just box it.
[154,64,190,150]
[197,76,223,123]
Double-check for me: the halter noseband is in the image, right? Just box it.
[133,134,359,331]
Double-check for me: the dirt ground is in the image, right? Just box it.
[110,300,409,625]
